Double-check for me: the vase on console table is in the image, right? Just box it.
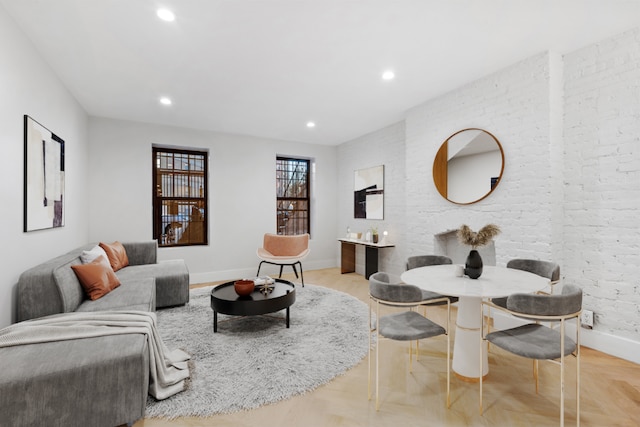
[464,249,483,279]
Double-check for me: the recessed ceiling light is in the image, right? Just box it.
[382,70,395,81]
[306,121,316,128]
[160,97,172,106]
[157,8,176,22]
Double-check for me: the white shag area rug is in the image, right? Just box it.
[145,283,370,419]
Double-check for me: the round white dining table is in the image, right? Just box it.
[400,264,549,380]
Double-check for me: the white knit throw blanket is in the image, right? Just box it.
[0,311,190,400]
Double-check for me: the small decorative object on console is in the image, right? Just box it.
[234,279,255,296]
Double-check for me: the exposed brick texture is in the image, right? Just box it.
[563,28,640,340]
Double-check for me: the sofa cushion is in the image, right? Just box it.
[52,258,87,314]
[80,245,108,264]
[71,256,121,300]
[76,277,155,313]
[116,260,189,307]
[121,241,157,266]
[99,241,130,272]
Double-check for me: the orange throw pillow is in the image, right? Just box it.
[99,241,130,272]
[71,256,121,300]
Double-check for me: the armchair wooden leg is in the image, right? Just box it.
[256,261,265,277]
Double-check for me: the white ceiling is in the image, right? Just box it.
[3,0,640,145]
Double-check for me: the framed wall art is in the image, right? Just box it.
[354,165,384,220]
[24,115,65,232]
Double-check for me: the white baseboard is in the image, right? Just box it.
[189,259,338,285]
[574,325,640,364]
[492,310,640,365]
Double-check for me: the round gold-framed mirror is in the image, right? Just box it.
[432,128,504,205]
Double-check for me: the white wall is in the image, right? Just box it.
[337,122,407,276]
[88,117,338,283]
[0,5,89,327]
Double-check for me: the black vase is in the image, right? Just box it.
[465,249,483,279]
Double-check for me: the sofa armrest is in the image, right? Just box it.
[122,241,157,266]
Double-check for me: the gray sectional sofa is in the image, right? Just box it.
[0,241,189,427]
[16,241,189,321]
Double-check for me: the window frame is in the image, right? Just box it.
[276,156,310,236]
[152,146,209,247]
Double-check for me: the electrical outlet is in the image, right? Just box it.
[581,309,594,329]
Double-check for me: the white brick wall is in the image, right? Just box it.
[336,28,640,355]
[563,27,640,341]
[337,52,564,276]
[404,52,558,266]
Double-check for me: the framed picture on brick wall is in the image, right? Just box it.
[24,115,65,232]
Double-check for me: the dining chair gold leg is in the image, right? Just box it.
[409,341,413,372]
[577,317,581,427]
[446,303,451,409]
[375,302,380,411]
[368,299,372,401]
[479,307,484,415]
[417,339,420,362]
[560,319,565,427]
[486,305,492,353]
[534,359,539,394]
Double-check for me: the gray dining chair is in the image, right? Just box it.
[406,255,459,306]
[489,259,562,346]
[507,258,561,294]
[480,284,582,427]
[368,272,451,410]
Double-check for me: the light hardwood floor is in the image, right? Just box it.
[134,268,640,427]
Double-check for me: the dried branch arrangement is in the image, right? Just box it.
[457,224,501,249]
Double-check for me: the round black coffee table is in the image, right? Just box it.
[210,279,295,332]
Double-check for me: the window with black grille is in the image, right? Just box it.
[153,146,208,246]
[276,157,310,236]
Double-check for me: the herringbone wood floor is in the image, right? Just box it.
[134,268,640,427]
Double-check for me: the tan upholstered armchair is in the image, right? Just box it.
[256,233,310,286]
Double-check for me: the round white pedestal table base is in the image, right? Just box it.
[452,296,488,380]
